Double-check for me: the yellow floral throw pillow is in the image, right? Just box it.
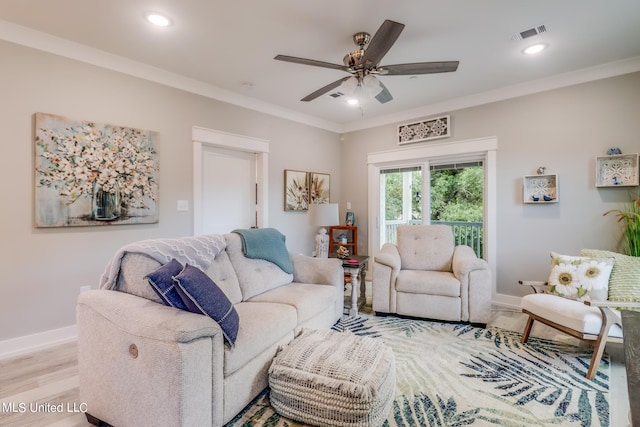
[547,252,615,302]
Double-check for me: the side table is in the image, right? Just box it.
[332,255,369,316]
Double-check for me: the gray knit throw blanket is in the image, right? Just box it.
[99,234,226,290]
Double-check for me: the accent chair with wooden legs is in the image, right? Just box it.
[519,249,640,380]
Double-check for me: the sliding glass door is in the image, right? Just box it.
[380,166,423,245]
[378,160,484,258]
[429,161,484,257]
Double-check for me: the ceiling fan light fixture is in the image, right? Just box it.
[274,20,458,104]
[362,75,383,96]
[340,76,359,95]
[339,75,382,105]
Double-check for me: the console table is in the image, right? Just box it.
[622,310,640,426]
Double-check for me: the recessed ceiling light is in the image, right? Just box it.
[146,13,171,27]
[346,98,359,106]
[524,43,547,55]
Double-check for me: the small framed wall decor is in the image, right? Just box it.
[309,172,330,204]
[284,169,309,211]
[595,153,639,187]
[523,174,558,203]
[284,170,331,211]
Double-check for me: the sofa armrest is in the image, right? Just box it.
[451,245,488,279]
[291,254,343,287]
[374,243,401,270]
[78,289,222,342]
[77,290,224,426]
[452,245,491,323]
[372,244,401,313]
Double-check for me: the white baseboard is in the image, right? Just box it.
[0,325,77,360]
[492,293,522,311]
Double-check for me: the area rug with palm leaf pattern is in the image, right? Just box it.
[226,314,609,427]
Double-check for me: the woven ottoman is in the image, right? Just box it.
[268,328,395,427]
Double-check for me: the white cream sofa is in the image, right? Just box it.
[76,232,344,426]
[372,225,492,325]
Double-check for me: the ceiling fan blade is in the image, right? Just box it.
[381,61,459,75]
[375,81,393,104]
[362,20,405,68]
[274,54,348,71]
[301,76,351,102]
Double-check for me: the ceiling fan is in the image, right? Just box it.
[274,19,459,104]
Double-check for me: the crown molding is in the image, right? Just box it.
[0,19,342,133]
[2,19,638,135]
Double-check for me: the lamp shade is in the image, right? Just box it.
[308,203,339,227]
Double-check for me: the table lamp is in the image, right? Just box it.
[308,203,339,258]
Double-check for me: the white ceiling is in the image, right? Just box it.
[1,1,640,133]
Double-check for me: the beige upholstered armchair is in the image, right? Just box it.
[372,224,492,325]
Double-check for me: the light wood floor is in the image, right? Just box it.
[0,298,631,427]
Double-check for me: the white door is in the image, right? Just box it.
[192,126,269,236]
[200,145,256,234]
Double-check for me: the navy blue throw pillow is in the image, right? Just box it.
[145,259,187,310]
[173,264,240,346]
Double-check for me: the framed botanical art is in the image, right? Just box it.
[284,169,309,211]
[309,172,330,204]
[34,113,159,227]
[283,170,332,211]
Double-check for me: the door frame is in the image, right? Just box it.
[367,136,497,297]
[192,126,269,235]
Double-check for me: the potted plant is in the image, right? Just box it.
[604,193,640,256]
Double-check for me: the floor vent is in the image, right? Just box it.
[510,25,547,41]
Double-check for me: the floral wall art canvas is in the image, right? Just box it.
[34,113,159,227]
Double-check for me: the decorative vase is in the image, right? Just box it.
[92,181,121,221]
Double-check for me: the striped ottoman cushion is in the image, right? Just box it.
[268,328,395,427]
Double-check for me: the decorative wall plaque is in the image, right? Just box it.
[595,153,639,187]
[397,115,450,145]
[523,174,558,203]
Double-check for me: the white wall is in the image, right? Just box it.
[340,71,640,300]
[0,40,341,344]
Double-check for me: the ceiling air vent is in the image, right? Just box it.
[329,92,344,98]
[510,25,547,41]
